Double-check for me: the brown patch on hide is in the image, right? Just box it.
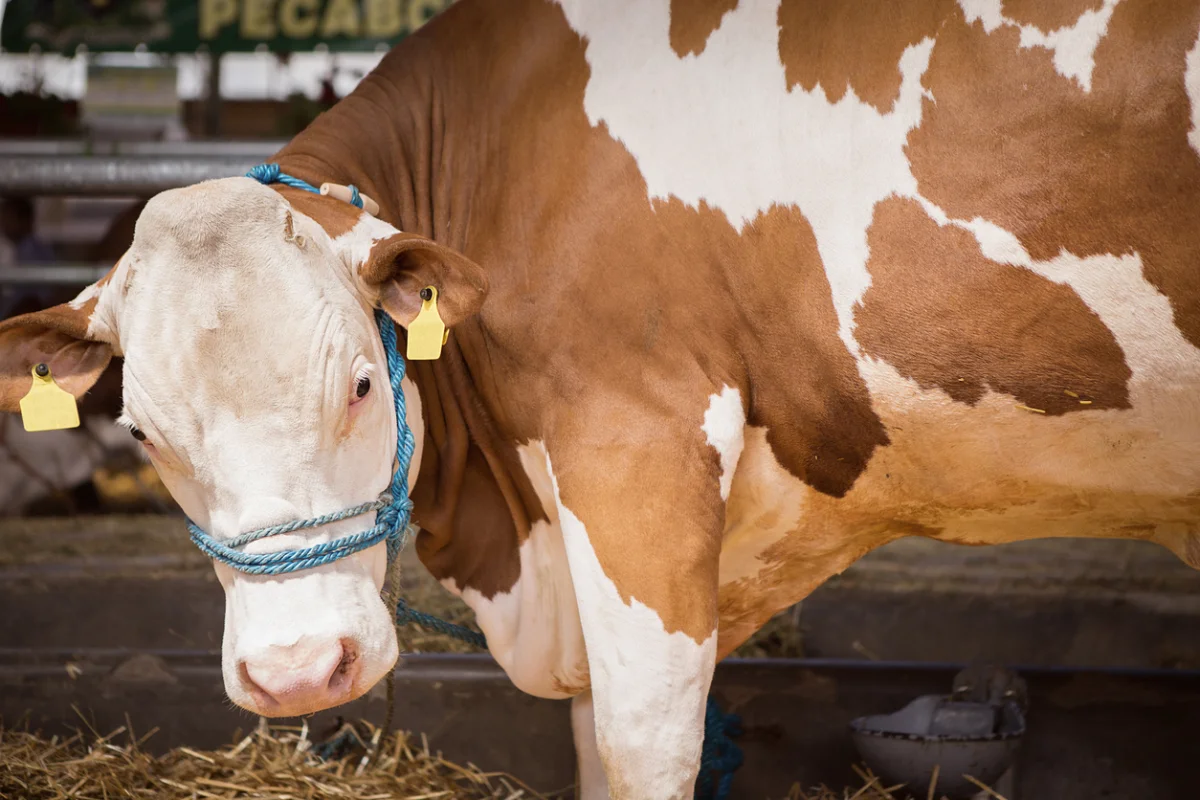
[410,343,547,600]
[670,0,740,57]
[855,197,1131,415]
[275,186,364,239]
[778,0,952,112]
[1001,0,1104,32]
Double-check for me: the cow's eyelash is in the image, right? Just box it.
[116,413,150,443]
[353,364,376,385]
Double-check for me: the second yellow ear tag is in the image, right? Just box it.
[19,364,80,432]
[406,286,447,361]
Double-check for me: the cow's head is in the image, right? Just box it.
[0,177,487,716]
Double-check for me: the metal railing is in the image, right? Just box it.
[0,265,111,285]
[0,139,287,196]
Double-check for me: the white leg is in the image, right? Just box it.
[572,691,611,800]
[549,465,715,796]
[539,395,730,799]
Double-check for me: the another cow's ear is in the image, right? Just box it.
[360,234,488,328]
[0,304,113,413]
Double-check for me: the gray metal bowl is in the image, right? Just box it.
[850,695,1025,799]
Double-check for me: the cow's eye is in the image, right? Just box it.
[130,427,147,442]
[355,377,371,399]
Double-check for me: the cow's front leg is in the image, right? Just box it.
[548,417,726,799]
[572,691,611,798]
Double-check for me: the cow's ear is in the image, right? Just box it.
[360,234,488,328]
[0,304,113,413]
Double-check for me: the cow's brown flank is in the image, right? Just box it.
[855,197,1132,415]
[909,0,1200,350]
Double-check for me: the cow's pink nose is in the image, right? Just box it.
[239,637,360,716]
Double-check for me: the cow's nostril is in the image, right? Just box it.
[328,639,360,693]
[238,659,277,709]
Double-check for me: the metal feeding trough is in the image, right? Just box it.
[850,664,1028,799]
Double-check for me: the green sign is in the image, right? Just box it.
[1,0,454,53]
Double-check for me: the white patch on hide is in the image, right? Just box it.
[702,386,745,501]
[718,427,804,586]
[958,0,1120,92]
[555,0,932,353]
[69,280,103,312]
[1187,24,1200,157]
[546,453,716,799]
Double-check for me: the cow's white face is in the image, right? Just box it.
[0,177,488,718]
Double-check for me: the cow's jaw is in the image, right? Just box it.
[95,178,419,717]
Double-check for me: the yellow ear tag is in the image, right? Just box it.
[406,286,447,361]
[19,364,80,432]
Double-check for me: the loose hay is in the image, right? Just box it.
[1,719,999,800]
[784,763,975,800]
[0,718,556,800]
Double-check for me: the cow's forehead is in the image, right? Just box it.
[133,178,290,263]
[115,178,374,419]
[122,178,357,329]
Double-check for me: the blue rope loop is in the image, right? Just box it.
[695,697,744,800]
[245,163,363,208]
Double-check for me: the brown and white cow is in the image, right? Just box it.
[3,0,1200,796]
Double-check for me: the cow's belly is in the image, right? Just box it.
[716,363,1200,659]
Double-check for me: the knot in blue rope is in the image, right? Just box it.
[245,162,283,186]
[695,696,744,800]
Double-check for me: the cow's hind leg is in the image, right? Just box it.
[546,416,724,799]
